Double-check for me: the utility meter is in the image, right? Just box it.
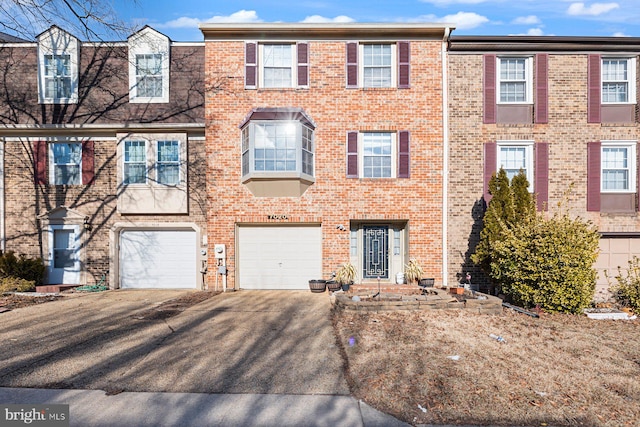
[214,244,226,259]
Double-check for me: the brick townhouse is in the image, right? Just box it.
[448,36,640,299]
[200,23,453,290]
[0,26,207,289]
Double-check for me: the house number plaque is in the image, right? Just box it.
[268,215,289,220]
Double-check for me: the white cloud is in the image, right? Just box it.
[567,2,619,16]
[433,12,489,29]
[157,10,262,29]
[612,31,630,36]
[512,15,541,25]
[525,28,545,35]
[301,15,356,23]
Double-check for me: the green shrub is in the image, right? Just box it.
[0,251,45,286]
[610,257,640,313]
[0,276,36,292]
[491,213,599,314]
[472,169,536,276]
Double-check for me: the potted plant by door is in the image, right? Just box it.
[335,262,357,291]
[404,259,424,286]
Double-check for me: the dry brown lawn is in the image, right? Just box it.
[333,307,640,427]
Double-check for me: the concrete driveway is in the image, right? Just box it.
[0,290,349,395]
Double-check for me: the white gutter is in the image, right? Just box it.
[1,139,5,252]
[441,27,451,288]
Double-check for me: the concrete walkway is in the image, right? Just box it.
[0,290,410,426]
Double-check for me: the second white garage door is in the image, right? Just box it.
[594,236,640,301]
[238,226,322,290]
[120,230,197,289]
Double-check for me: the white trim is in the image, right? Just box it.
[0,139,4,253]
[441,27,451,288]
[48,141,83,185]
[600,140,637,193]
[258,43,297,89]
[497,140,534,192]
[359,132,397,179]
[359,42,397,88]
[128,27,170,103]
[496,56,533,104]
[601,56,637,105]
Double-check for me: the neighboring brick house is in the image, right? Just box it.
[0,25,207,289]
[448,36,640,299]
[200,23,453,290]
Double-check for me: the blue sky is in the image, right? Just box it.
[117,0,640,41]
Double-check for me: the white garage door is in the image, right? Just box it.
[120,230,197,289]
[594,237,640,301]
[238,226,322,289]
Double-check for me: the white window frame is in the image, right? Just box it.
[497,141,534,191]
[123,140,148,185]
[601,141,637,193]
[258,43,297,89]
[601,57,637,105]
[359,43,397,89]
[156,140,181,186]
[496,56,533,104]
[128,27,170,103]
[49,142,82,185]
[241,120,315,181]
[359,132,397,179]
[37,27,79,104]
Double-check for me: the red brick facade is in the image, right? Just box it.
[202,24,449,289]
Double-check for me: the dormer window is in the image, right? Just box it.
[128,27,170,103]
[37,27,79,104]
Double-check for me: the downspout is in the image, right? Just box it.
[1,139,4,253]
[441,27,451,288]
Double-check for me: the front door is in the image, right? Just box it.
[363,226,389,279]
[47,225,80,284]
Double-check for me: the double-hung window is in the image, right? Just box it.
[362,44,393,88]
[136,54,163,98]
[50,143,81,185]
[261,44,295,88]
[497,141,534,191]
[157,141,180,185]
[44,55,72,100]
[362,133,394,178]
[602,58,635,104]
[601,142,636,192]
[498,57,532,104]
[123,140,147,185]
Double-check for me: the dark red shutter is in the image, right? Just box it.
[82,140,95,185]
[398,41,410,89]
[535,142,549,211]
[346,131,358,178]
[587,54,601,123]
[245,42,257,89]
[33,140,47,185]
[587,141,601,211]
[535,54,548,124]
[297,42,309,88]
[346,42,358,88]
[483,54,496,124]
[398,131,410,178]
[483,142,497,203]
